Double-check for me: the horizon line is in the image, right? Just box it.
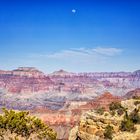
[0,66,139,74]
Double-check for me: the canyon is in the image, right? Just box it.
[0,67,140,139]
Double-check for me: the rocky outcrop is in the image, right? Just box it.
[0,67,53,93]
[0,67,45,77]
[49,69,75,76]
[80,92,121,110]
[124,88,140,99]
[69,98,140,140]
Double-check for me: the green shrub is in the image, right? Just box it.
[0,108,57,140]
[129,108,140,124]
[120,119,136,132]
[109,102,125,116]
[104,125,114,140]
[104,113,108,117]
[120,111,136,132]
[132,96,140,100]
[96,107,105,115]
[109,102,122,111]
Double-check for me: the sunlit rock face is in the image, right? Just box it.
[49,70,140,96]
[0,67,140,95]
[79,92,122,111]
[69,98,140,140]
[0,67,45,77]
[0,67,53,93]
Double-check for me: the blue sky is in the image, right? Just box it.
[0,0,140,73]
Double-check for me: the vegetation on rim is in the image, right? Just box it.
[104,125,114,140]
[0,108,57,140]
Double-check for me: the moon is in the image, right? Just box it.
[72,9,76,13]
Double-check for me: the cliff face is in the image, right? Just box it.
[0,67,45,77]
[0,67,53,93]
[124,88,140,99]
[69,98,140,140]
[80,92,121,111]
[0,67,140,95]
[49,70,140,96]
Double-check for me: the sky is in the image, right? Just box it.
[0,0,140,73]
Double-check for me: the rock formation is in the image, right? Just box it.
[124,88,140,99]
[0,67,53,93]
[80,92,121,111]
[69,98,140,140]
[0,67,140,95]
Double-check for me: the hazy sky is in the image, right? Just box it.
[0,0,140,73]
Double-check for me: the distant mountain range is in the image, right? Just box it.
[0,67,139,110]
[0,67,140,94]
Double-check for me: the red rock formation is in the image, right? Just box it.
[0,67,53,93]
[0,67,140,94]
[124,88,140,99]
[49,69,75,76]
[12,67,45,77]
[80,92,122,110]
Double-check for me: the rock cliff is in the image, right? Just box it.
[69,98,140,140]
[80,92,121,111]
[0,67,140,95]
[124,88,140,99]
[0,67,53,93]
